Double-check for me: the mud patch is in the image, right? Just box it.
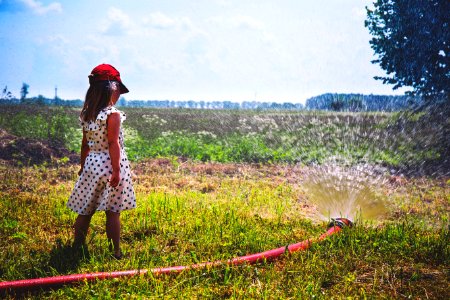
[0,129,79,166]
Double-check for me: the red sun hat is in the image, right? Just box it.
[88,64,129,94]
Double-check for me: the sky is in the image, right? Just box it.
[0,0,410,103]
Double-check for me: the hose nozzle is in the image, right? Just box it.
[328,218,353,229]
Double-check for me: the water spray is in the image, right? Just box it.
[0,218,353,293]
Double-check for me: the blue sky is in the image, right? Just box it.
[0,0,409,103]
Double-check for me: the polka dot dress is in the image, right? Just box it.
[67,106,136,215]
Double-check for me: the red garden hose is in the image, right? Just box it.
[0,218,352,292]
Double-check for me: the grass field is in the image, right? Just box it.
[0,104,444,168]
[0,104,449,298]
[0,160,448,298]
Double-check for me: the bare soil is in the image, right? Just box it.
[0,129,79,166]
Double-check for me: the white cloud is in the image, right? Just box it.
[19,0,61,15]
[207,14,264,31]
[201,14,277,75]
[144,11,177,30]
[101,7,134,35]
[143,11,195,33]
[231,15,264,31]
[100,9,199,40]
[215,0,232,7]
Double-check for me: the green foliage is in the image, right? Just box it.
[0,105,445,169]
[1,86,14,100]
[365,0,450,102]
[20,82,29,100]
[0,105,81,149]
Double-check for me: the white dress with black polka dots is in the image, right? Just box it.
[67,106,136,215]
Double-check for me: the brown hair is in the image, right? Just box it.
[80,81,118,122]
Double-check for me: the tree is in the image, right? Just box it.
[365,0,449,105]
[330,95,345,111]
[1,86,13,100]
[35,95,46,105]
[20,82,29,100]
[348,97,363,112]
[367,1,450,174]
[117,96,127,107]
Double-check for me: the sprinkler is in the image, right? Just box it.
[328,217,354,229]
[0,217,353,293]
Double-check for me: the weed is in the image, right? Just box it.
[0,162,448,298]
[1,105,444,170]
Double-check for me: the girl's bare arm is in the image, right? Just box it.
[107,113,121,187]
[79,130,90,175]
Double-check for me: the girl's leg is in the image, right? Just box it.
[105,210,121,257]
[73,214,93,246]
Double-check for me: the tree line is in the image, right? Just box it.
[305,93,420,112]
[1,88,421,111]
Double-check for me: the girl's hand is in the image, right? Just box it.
[108,170,120,188]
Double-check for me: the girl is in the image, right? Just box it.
[67,64,136,259]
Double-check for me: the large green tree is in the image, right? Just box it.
[20,82,29,100]
[365,0,449,105]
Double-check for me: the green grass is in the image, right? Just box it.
[0,162,448,299]
[0,104,441,167]
[0,105,81,151]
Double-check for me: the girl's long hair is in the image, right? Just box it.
[80,81,118,122]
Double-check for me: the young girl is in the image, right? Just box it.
[67,64,136,259]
